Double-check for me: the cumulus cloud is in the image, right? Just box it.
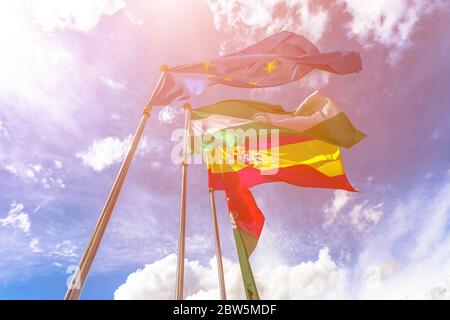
[115,254,219,300]
[114,247,346,300]
[207,0,328,54]
[76,134,156,172]
[341,0,446,62]
[256,247,347,299]
[27,0,126,32]
[114,174,450,300]
[0,202,31,233]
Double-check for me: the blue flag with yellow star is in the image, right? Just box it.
[150,31,362,107]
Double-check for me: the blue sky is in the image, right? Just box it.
[0,0,450,300]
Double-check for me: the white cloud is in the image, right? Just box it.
[4,162,65,189]
[323,190,352,227]
[114,254,207,300]
[349,202,384,233]
[301,70,331,89]
[158,106,178,124]
[256,247,347,299]
[100,75,124,90]
[114,175,450,300]
[341,0,446,62]
[27,0,126,32]
[0,117,11,141]
[207,0,328,54]
[0,202,31,233]
[208,0,447,62]
[364,262,396,290]
[349,178,450,299]
[30,238,43,253]
[186,234,214,254]
[124,8,143,26]
[4,164,17,175]
[51,240,78,258]
[53,160,63,169]
[29,164,42,175]
[322,192,384,233]
[55,178,66,189]
[114,247,346,300]
[76,134,155,172]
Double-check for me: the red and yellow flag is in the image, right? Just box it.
[195,92,366,257]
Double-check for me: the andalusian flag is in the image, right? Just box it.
[150,31,362,107]
[192,90,366,149]
[194,92,365,299]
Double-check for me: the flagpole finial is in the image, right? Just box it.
[160,64,169,72]
[184,103,192,110]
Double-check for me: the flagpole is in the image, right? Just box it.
[64,71,166,300]
[208,188,227,300]
[175,103,192,300]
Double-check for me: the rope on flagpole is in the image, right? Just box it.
[208,188,227,300]
[64,69,166,300]
[175,103,192,300]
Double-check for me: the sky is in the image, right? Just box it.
[0,0,450,300]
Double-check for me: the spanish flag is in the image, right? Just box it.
[150,31,362,107]
[193,92,365,299]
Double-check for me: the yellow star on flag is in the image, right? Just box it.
[203,61,212,73]
[264,60,277,74]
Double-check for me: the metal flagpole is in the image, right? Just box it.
[64,70,166,300]
[175,103,192,300]
[208,188,227,300]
